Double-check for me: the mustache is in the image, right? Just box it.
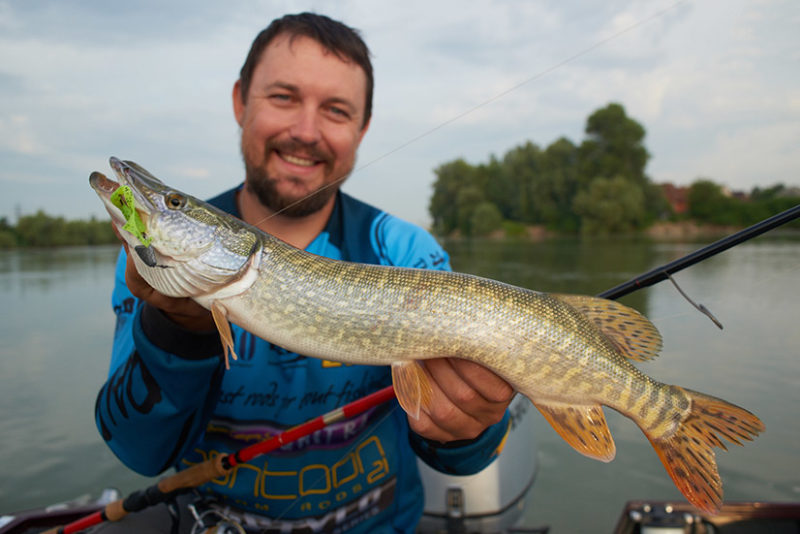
[266,138,332,163]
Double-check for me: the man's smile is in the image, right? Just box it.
[278,151,320,167]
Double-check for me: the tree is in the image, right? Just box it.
[499,141,543,223]
[687,179,734,224]
[578,103,650,185]
[9,210,118,247]
[456,186,485,237]
[470,201,504,236]
[572,176,646,235]
[0,216,16,248]
[427,102,673,235]
[430,159,479,235]
[539,137,581,231]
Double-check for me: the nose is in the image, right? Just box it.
[288,106,321,145]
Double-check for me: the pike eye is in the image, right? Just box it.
[165,192,186,210]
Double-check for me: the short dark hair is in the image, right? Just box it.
[238,12,373,129]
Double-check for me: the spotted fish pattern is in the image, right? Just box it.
[90,157,765,514]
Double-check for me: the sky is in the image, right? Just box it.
[1,0,798,227]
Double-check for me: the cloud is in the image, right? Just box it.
[0,0,798,225]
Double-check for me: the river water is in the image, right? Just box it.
[1,238,798,532]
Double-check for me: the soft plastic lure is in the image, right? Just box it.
[110,185,151,247]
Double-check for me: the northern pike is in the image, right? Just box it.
[90,157,764,514]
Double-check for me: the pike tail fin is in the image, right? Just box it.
[647,388,764,514]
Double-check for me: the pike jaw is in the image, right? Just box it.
[89,157,259,298]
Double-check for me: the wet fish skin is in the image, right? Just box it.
[90,157,764,514]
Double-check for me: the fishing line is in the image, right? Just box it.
[251,0,689,228]
[635,249,800,329]
[665,272,724,329]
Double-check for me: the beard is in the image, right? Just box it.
[242,138,351,218]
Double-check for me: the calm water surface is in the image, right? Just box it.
[1,239,798,532]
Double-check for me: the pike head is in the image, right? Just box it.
[89,157,259,298]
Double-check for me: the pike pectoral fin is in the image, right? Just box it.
[211,301,238,369]
[391,361,433,420]
[535,401,616,462]
[553,294,662,362]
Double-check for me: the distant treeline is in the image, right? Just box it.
[686,180,800,227]
[0,211,118,249]
[429,102,800,236]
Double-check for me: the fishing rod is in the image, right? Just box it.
[598,203,800,301]
[44,385,397,534]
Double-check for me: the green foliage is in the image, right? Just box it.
[573,176,646,235]
[456,186,485,236]
[430,159,477,235]
[579,103,650,185]
[470,202,504,236]
[501,220,528,237]
[688,179,800,227]
[2,211,118,248]
[0,217,15,249]
[429,102,659,235]
[428,102,797,236]
[687,180,732,224]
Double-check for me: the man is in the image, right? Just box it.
[96,12,514,533]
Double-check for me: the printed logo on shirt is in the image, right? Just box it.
[206,476,397,534]
[185,433,396,531]
[206,405,390,453]
[412,250,448,270]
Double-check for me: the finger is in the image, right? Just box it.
[123,251,215,330]
[408,405,482,443]
[448,359,515,404]
[408,360,487,441]
[425,359,511,421]
[111,223,126,246]
[423,358,485,412]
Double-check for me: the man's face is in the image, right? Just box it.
[233,34,370,217]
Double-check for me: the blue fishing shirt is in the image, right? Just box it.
[96,187,510,534]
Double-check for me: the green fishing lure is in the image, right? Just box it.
[110,185,151,247]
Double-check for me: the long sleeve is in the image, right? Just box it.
[95,248,225,476]
[409,411,511,475]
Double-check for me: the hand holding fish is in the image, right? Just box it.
[118,235,217,332]
[408,358,514,442]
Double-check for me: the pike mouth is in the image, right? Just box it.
[88,165,152,236]
[89,170,120,194]
[89,171,125,225]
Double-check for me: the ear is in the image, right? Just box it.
[356,117,371,145]
[232,79,245,127]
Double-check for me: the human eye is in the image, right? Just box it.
[326,103,353,122]
[268,92,293,104]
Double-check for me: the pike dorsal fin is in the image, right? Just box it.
[553,294,663,362]
[391,361,433,420]
[535,401,616,462]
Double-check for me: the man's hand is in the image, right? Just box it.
[121,242,215,331]
[407,358,514,443]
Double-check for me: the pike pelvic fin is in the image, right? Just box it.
[211,301,238,369]
[646,387,765,514]
[535,401,616,462]
[391,361,433,420]
[553,294,663,362]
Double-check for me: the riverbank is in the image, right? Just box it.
[442,219,799,242]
